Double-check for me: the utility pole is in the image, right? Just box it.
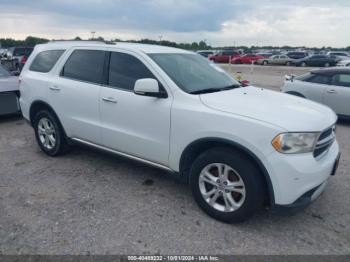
[91,31,96,40]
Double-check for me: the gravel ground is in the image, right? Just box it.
[0,65,349,255]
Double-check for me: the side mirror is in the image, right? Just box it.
[134,78,167,98]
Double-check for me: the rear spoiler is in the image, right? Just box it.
[285,74,296,81]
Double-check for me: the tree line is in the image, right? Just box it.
[1,36,349,52]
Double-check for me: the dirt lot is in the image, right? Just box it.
[0,65,349,255]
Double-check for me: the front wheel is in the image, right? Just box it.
[300,62,307,67]
[189,148,265,223]
[324,62,330,67]
[286,61,291,66]
[33,110,69,156]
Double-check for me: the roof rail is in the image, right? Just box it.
[49,40,106,44]
[48,40,116,45]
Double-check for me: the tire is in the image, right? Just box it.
[263,61,268,65]
[324,62,330,67]
[300,62,307,67]
[33,110,69,156]
[286,61,291,66]
[189,147,265,223]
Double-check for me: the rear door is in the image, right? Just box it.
[323,74,350,116]
[99,50,172,165]
[48,47,106,144]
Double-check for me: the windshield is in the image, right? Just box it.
[0,65,11,77]
[149,53,241,94]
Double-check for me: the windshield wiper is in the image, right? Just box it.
[190,84,241,95]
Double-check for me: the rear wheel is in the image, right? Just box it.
[286,61,291,66]
[300,62,307,67]
[263,60,268,65]
[33,110,69,156]
[324,62,330,67]
[189,147,265,223]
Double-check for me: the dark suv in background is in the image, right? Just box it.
[287,51,309,59]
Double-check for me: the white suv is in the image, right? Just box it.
[19,41,341,223]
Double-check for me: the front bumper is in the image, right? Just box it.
[266,140,340,207]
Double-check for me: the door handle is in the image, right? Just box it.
[49,86,61,91]
[327,89,336,94]
[102,97,117,103]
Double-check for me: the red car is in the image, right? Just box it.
[209,50,241,63]
[231,54,265,64]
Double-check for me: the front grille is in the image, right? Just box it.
[313,125,336,158]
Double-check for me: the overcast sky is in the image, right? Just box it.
[1,0,349,47]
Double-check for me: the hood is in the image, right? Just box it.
[0,76,19,92]
[200,86,337,131]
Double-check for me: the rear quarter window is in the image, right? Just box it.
[29,50,65,73]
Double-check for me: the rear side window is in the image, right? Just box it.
[108,52,155,91]
[30,50,65,73]
[62,50,105,84]
[333,74,350,87]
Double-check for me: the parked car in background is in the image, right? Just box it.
[337,59,350,67]
[0,48,8,58]
[327,51,349,61]
[20,41,340,223]
[4,46,34,71]
[0,64,20,116]
[230,54,264,64]
[197,50,215,58]
[287,51,309,59]
[294,55,338,67]
[256,55,295,66]
[209,50,240,63]
[255,52,273,58]
[282,68,350,118]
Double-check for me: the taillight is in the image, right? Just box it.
[21,56,27,64]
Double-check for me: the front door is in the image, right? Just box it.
[99,51,172,165]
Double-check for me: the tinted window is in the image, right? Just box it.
[333,74,350,87]
[108,52,155,91]
[308,74,331,84]
[62,50,105,84]
[30,50,65,73]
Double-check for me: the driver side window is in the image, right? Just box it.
[108,52,156,91]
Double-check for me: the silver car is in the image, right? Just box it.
[257,55,295,66]
[0,64,20,115]
[282,68,350,118]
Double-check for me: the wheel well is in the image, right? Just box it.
[179,138,274,206]
[29,100,70,142]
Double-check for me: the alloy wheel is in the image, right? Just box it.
[38,117,56,150]
[198,163,246,212]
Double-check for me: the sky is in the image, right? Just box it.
[1,0,350,47]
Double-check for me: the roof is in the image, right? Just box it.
[311,67,350,75]
[39,41,192,54]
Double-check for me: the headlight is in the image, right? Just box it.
[272,132,320,154]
